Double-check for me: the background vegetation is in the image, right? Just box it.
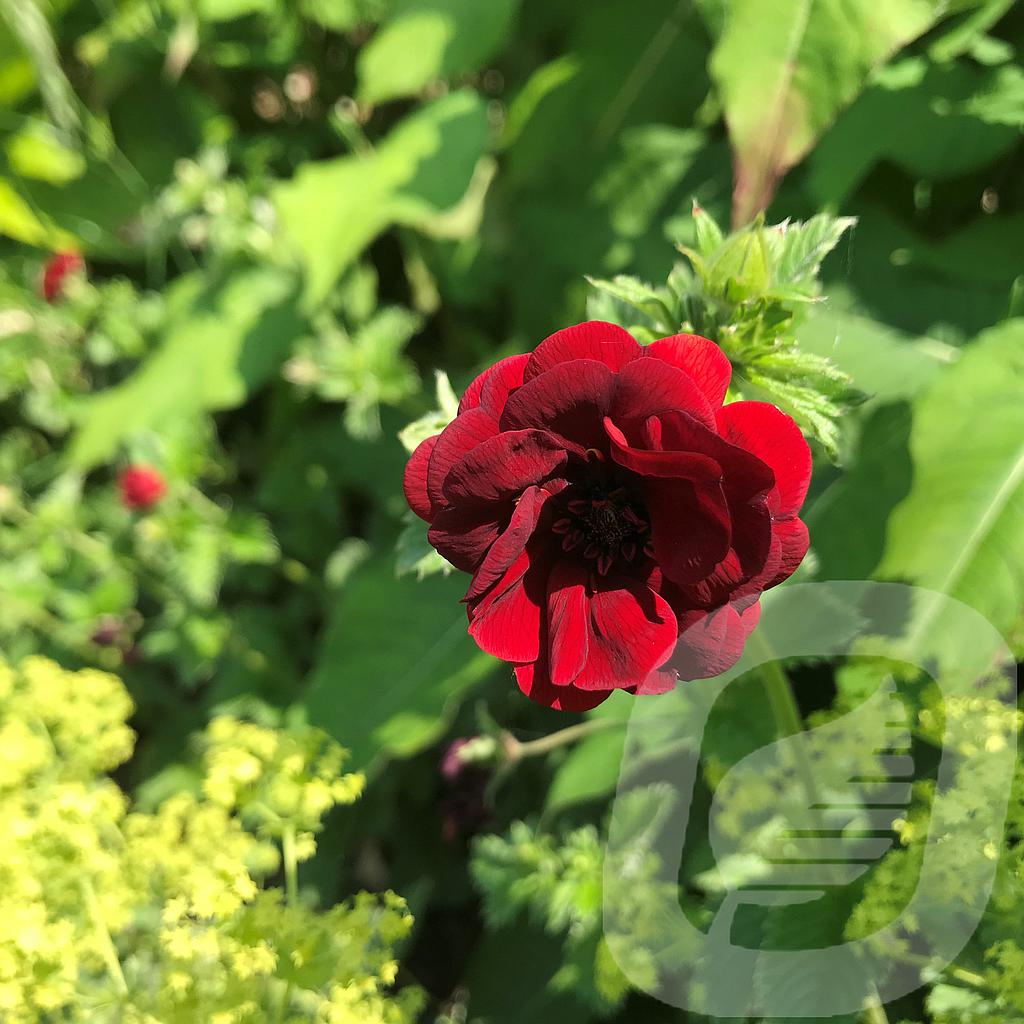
[1,0,1023,1021]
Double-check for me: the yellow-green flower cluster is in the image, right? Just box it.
[0,657,421,1024]
[201,714,365,859]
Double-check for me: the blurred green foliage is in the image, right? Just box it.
[1,0,1024,1020]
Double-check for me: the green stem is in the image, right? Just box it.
[507,717,620,760]
[82,877,129,997]
[272,824,299,1023]
[753,631,891,1024]
[282,822,298,908]
[752,629,822,804]
[864,997,891,1024]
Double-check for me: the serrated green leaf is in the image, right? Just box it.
[771,214,856,289]
[584,274,674,329]
[692,200,725,258]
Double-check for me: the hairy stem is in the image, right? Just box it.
[507,716,619,760]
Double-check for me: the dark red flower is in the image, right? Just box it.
[41,251,85,303]
[119,465,166,511]
[404,322,811,712]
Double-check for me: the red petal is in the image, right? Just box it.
[427,409,499,509]
[605,418,722,483]
[547,561,590,686]
[428,507,502,573]
[468,554,544,662]
[768,517,809,587]
[655,411,775,502]
[630,665,679,695]
[644,334,732,408]
[444,429,568,504]
[611,356,715,431]
[514,662,613,711]
[464,486,546,601]
[524,321,640,381]
[671,602,762,680]
[404,435,439,522]
[459,354,530,416]
[573,576,678,691]
[716,401,811,518]
[644,477,733,584]
[501,359,616,453]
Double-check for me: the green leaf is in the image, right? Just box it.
[395,518,453,580]
[357,0,519,105]
[584,274,674,331]
[771,213,856,290]
[398,370,458,454]
[877,319,1024,672]
[68,266,304,469]
[274,90,489,307]
[303,555,495,772]
[806,58,1022,207]
[544,727,626,816]
[0,0,79,135]
[798,304,955,403]
[807,402,915,581]
[958,63,1024,126]
[706,0,982,223]
[928,0,1016,63]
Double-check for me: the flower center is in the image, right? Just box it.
[551,486,651,576]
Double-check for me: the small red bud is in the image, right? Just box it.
[119,465,166,511]
[41,251,85,302]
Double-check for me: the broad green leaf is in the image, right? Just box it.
[825,200,1022,340]
[544,727,626,816]
[958,63,1024,126]
[301,0,388,31]
[591,126,704,239]
[303,555,495,771]
[274,90,488,307]
[808,402,915,581]
[877,320,1024,670]
[4,122,85,183]
[798,304,955,402]
[705,0,983,224]
[928,0,1015,62]
[68,266,304,468]
[0,177,74,246]
[807,59,1023,206]
[196,0,275,21]
[357,0,518,105]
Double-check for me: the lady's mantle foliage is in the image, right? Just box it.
[404,321,811,711]
[0,657,421,1023]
